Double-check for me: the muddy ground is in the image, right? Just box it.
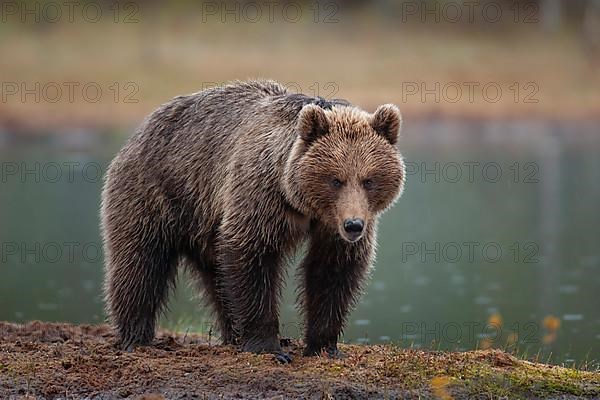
[0,321,598,399]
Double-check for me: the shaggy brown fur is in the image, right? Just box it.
[101,80,405,362]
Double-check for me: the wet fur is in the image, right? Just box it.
[101,80,405,357]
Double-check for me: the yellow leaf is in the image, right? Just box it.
[431,376,453,400]
[543,315,561,332]
[487,312,503,328]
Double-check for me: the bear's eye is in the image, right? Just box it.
[331,178,343,189]
[363,179,375,190]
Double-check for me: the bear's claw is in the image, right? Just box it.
[304,345,346,359]
[274,351,293,364]
[326,348,347,359]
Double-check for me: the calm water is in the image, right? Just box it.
[1,120,599,366]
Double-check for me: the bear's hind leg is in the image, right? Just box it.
[186,257,236,345]
[104,240,178,351]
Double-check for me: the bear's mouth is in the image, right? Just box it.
[339,228,364,243]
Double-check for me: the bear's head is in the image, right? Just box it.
[284,103,405,243]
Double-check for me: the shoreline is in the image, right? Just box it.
[2,113,600,138]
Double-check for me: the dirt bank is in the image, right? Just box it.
[0,321,598,399]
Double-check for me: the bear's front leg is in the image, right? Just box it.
[299,224,373,358]
[217,228,291,363]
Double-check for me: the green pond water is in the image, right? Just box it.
[1,119,598,366]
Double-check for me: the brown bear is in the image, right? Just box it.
[101,80,405,362]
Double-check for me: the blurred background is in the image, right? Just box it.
[1,0,599,367]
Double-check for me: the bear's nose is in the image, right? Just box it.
[344,218,364,234]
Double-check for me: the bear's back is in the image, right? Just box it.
[103,80,355,253]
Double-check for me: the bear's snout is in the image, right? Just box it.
[344,218,364,234]
[341,218,365,242]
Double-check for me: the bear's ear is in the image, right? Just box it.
[297,104,329,143]
[370,104,402,145]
